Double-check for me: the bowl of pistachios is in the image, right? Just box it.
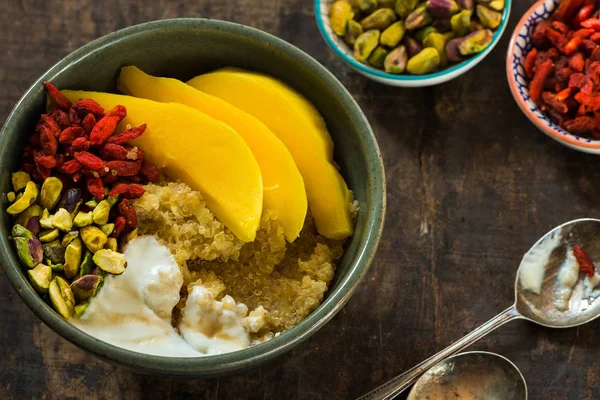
[315,0,511,87]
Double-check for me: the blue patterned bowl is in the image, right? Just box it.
[315,0,511,87]
[507,0,600,153]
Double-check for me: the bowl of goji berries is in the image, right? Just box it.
[507,0,600,153]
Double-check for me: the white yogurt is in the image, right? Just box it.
[554,248,580,311]
[519,232,562,294]
[584,271,600,298]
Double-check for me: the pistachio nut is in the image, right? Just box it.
[49,276,75,319]
[451,9,473,37]
[354,29,381,61]
[406,47,441,74]
[39,208,54,229]
[25,216,41,236]
[368,46,389,68]
[488,0,504,10]
[70,274,103,301]
[107,195,119,208]
[53,208,73,232]
[64,237,83,279]
[457,0,474,9]
[344,20,364,45]
[404,36,423,58]
[426,0,459,18]
[360,8,397,30]
[405,4,433,30]
[458,29,493,55]
[42,239,66,265]
[123,228,138,245]
[39,177,63,210]
[105,237,118,252]
[423,32,450,66]
[56,188,83,215]
[414,25,437,42]
[7,192,15,203]
[380,21,406,47]
[92,200,111,225]
[432,17,452,33]
[50,263,64,273]
[85,199,99,209]
[330,1,354,36]
[74,302,90,318]
[384,45,408,73]
[7,181,38,215]
[38,228,60,243]
[12,171,31,192]
[81,225,108,253]
[93,249,127,275]
[12,224,43,268]
[27,264,52,294]
[92,266,107,278]
[100,223,115,237]
[476,4,501,29]
[350,0,378,12]
[61,231,80,247]
[378,0,396,7]
[79,250,94,277]
[73,211,93,228]
[445,37,466,62]
[15,204,42,227]
[395,0,419,18]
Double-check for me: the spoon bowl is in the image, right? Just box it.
[407,351,527,400]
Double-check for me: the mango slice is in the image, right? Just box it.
[117,66,307,242]
[62,90,263,242]
[187,68,354,240]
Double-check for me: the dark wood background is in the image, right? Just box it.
[1,0,599,398]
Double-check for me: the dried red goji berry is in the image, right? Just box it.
[140,163,159,183]
[31,169,44,183]
[35,155,57,169]
[49,109,71,130]
[59,126,84,145]
[112,216,126,238]
[72,172,83,183]
[592,129,600,138]
[103,173,118,184]
[74,151,106,171]
[556,87,573,101]
[106,124,147,145]
[119,199,138,228]
[542,92,569,113]
[73,99,105,118]
[569,52,585,71]
[81,113,96,135]
[105,105,127,122]
[108,183,129,197]
[28,133,41,148]
[564,36,582,54]
[89,115,120,146]
[531,59,555,101]
[582,18,600,30]
[552,20,571,33]
[101,143,128,160]
[569,72,594,93]
[548,48,561,60]
[573,244,596,277]
[546,28,568,52]
[71,137,90,152]
[43,82,72,110]
[565,116,596,132]
[575,91,600,109]
[576,4,595,26]
[123,184,145,199]
[61,159,82,174]
[81,167,108,177]
[37,114,61,138]
[107,160,141,176]
[574,28,594,38]
[86,176,105,199]
[40,126,58,156]
[36,163,51,180]
[525,48,538,78]
[533,21,550,47]
[23,145,34,161]
[55,154,65,169]
[69,107,81,125]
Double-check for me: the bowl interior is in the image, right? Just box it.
[0,19,385,376]
[507,0,600,152]
[315,0,512,84]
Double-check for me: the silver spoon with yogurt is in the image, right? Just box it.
[358,218,600,400]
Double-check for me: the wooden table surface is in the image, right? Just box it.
[2,0,600,399]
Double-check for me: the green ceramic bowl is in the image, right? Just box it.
[0,19,385,377]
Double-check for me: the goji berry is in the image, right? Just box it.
[546,28,568,52]
[61,159,82,174]
[28,133,41,148]
[524,48,538,78]
[575,91,600,108]
[59,126,84,145]
[530,59,555,101]
[37,114,61,138]
[573,28,594,38]
[107,160,141,176]
[31,169,44,183]
[35,155,57,169]
[569,52,585,71]
[533,21,550,47]
[71,137,90,152]
[140,163,159,183]
[542,92,569,113]
[89,115,120,146]
[565,36,582,54]
[81,167,108,177]
[124,184,145,199]
[106,124,146,145]
[49,109,71,130]
[74,151,106,171]
[576,4,595,26]
[73,99,105,118]
[101,143,127,160]
[69,107,81,125]
[108,183,129,197]
[23,145,34,161]
[582,18,600,30]
[552,20,571,33]
[72,172,83,183]
[103,173,118,184]
[81,113,96,135]
[573,244,596,277]
[86,176,105,199]
[55,154,65,169]
[40,126,58,156]
[105,105,127,122]
[36,163,51,180]
[118,199,137,228]
[112,216,126,238]
[556,87,573,101]
[43,82,72,110]
[569,72,594,93]
[565,116,596,132]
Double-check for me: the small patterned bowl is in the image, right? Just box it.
[507,0,600,153]
[315,0,511,87]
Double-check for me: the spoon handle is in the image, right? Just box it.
[356,306,522,400]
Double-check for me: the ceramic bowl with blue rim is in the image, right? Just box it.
[507,0,600,153]
[315,0,511,87]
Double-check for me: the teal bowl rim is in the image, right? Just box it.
[0,18,386,377]
[314,0,512,81]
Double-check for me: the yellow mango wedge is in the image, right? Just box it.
[187,68,353,240]
[62,90,263,242]
[117,66,307,242]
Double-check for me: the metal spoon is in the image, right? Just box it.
[358,218,600,400]
[407,351,527,400]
